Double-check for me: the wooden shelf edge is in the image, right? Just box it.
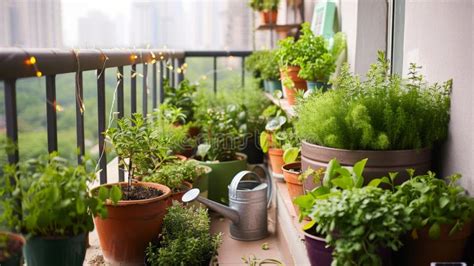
[264,92,296,118]
[256,24,301,31]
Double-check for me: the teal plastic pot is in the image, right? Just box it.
[23,233,86,266]
[266,79,282,93]
[263,80,270,92]
[198,153,247,204]
[306,81,330,93]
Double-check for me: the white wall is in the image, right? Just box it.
[402,0,474,193]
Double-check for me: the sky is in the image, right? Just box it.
[61,0,132,46]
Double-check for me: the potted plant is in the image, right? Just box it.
[99,113,172,265]
[0,232,25,266]
[245,50,282,93]
[145,204,222,265]
[195,108,247,204]
[249,0,280,25]
[394,172,474,265]
[296,32,346,92]
[295,52,452,190]
[294,159,411,266]
[143,160,206,202]
[0,153,113,266]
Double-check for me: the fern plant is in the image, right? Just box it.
[295,52,452,150]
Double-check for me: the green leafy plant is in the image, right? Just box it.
[394,172,474,239]
[275,36,301,67]
[245,50,280,81]
[0,153,117,237]
[145,204,222,266]
[163,79,198,124]
[249,0,279,11]
[295,51,452,150]
[143,160,204,192]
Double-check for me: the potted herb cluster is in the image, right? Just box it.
[195,108,247,204]
[0,154,113,266]
[245,50,282,93]
[249,0,280,25]
[145,204,222,265]
[99,113,173,265]
[295,52,452,190]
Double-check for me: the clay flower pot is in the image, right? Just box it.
[282,162,304,215]
[268,148,285,177]
[280,66,307,105]
[260,10,278,25]
[169,181,193,203]
[93,182,171,265]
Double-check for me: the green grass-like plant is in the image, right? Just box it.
[295,52,452,150]
[145,204,222,266]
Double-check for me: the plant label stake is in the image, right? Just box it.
[182,170,272,241]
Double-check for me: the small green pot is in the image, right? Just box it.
[198,153,247,204]
[23,233,86,266]
[306,81,330,93]
[265,79,282,93]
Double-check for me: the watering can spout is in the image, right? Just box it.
[182,188,240,224]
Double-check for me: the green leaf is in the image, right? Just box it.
[196,144,211,159]
[259,131,269,153]
[76,200,85,214]
[439,197,449,208]
[98,186,109,201]
[302,219,317,231]
[283,147,300,164]
[428,223,441,239]
[331,175,353,190]
[323,159,340,187]
[352,158,367,178]
[110,185,122,204]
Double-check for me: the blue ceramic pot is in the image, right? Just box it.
[266,79,282,93]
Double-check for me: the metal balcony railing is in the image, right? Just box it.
[0,48,252,184]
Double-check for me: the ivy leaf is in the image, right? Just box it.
[428,223,441,239]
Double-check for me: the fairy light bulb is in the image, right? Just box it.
[36,71,42,77]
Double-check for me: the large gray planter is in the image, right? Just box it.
[301,140,432,191]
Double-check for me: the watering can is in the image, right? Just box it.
[182,169,272,241]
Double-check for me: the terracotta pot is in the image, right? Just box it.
[175,154,187,161]
[397,222,472,266]
[301,140,432,191]
[282,162,303,215]
[268,148,285,177]
[169,181,193,203]
[93,182,171,265]
[0,232,25,266]
[281,66,307,105]
[260,10,278,25]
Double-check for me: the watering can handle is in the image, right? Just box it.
[229,168,273,207]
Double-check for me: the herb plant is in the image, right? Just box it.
[163,79,198,124]
[275,36,301,67]
[145,204,222,266]
[0,154,117,237]
[245,50,280,80]
[394,172,474,239]
[295,52,452,150]
[143,160,204,192]
[249,0,279,11]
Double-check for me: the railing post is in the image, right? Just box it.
[152,63,157,109]
[4,79,19,164]
[213,56,217,94]
[45,75,58,153]
[117,66,125,182]
[159,61,165,104]
[171,59,176,87]
[241,56,245,88]
[142,63,148,116]
[75,72,85,164]
[131,64,137,114]
[177,57,185,84]
[97,70,107,184]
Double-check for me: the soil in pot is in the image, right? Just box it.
[396,222,472,266]
[93,182,171,265]
[268,148,285,177]
[0,232,25,266]
[23,233,86,266]
[282,162,303,215]
[121,185,164,200]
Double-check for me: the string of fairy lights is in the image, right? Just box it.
[21,47,240,171]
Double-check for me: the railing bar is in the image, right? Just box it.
[177,58,185,84]
[241,56,245,88]
[131,64,137,114]
[142,63,148,116]
[45,75,58,153]
[75,72,85,164]
[97,70,107,184]
[4,79,19,164]
[152,63,157,109]
[171,59,175,87]
[117,66,124,182]
[159,61,165,104]
[213,56,217,94]
[165,61,170,83]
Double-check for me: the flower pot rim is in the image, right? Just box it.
[92,182,171,206]
[282,161,301,172]
[302,140,431,154]
[268,148,284,155]
[195,152,247,165]
[303,231,327,242]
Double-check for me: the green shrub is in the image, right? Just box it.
[245,50,280,80]
[295,52,452,150]
[0,154,111,236]
[163,79,198,124]
[146,204,222,266]
[143,160,204,192]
